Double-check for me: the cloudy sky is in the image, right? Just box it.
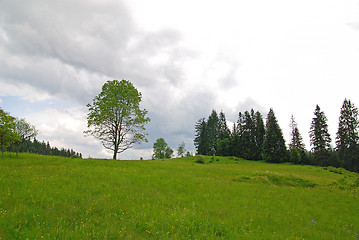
[1,0,359,159]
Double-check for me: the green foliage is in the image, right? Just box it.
[194,155,205,164]
[289,115,305,152]
[217,138,231,156]
[206,110,220,155]
[177,142,186,157]
[195,109,264,160]
[336,99,359,172]
[9,138,82,158]
[0,108,20,157]
[309,105,332,166]
[262,109,288,163]
[194,118,208,155]
[85,79,150,160]
[290,147,301,164]
[153,138,173,159]
[234,110,265,160]
[13,118,38,156]
[0,153,358,239]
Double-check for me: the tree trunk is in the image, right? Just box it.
[113,151,117,160]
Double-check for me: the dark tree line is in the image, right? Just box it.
[1,107,82,158]
[8,138,82,158]
[194,99,359,172]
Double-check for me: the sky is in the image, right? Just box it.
[1,0,359,159]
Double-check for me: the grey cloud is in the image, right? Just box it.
[225,97,268,122]
[0,0,195,104]
[0,0,215,158]
[141,87,218,150]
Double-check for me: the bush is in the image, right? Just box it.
[195,155,205,164]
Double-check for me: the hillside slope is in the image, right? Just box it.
[0,153,358,239]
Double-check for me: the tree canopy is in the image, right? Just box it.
[153,138,173,159]
[85,79,150,160]
[0,108,20,157]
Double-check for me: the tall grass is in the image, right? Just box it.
[0,153,358,239]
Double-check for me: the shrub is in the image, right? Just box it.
[195,155,205,164]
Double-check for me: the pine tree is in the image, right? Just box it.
[336,99,359,171]
[262,108,288,163]
[309,105,331,166]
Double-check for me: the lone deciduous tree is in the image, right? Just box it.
[153,138,173,159]
[0,108,20,157]
[85,79,150,160]
[14,118,38,157]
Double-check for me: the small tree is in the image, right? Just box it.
[289,115,306,164]
[153,138,173,159]
[177,142,186,158]
[0,108,20,157]
[85,80,150,160]
[14,118,38,157]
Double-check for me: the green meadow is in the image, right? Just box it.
[0,153,358,239]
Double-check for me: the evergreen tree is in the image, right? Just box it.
[194,118,209,155]
[216,111,231,156]
[262,108,288,163]
[230,122,240,157]
[289,115,306,164]
[238,110,256,159]
[206,110,219,155]
[336,99,359,171]
[218,111,230,141]
[253,111,265,160]
[309,105,331,166]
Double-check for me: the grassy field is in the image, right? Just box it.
[0,153,358,239]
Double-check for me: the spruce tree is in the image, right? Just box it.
[238,110,256,159]
[262,108,288,163]
[207,110,219,155]
[336,99,359,171]
[217,111,231,156]
[309,105,331,166]
[254,111,265,160]
[218,111,230,141]
[289,115,306,164]
[194,118,209,155]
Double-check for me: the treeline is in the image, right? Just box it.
[8,138,82,158]
[0,107,81,158]
[194,99,359,172]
